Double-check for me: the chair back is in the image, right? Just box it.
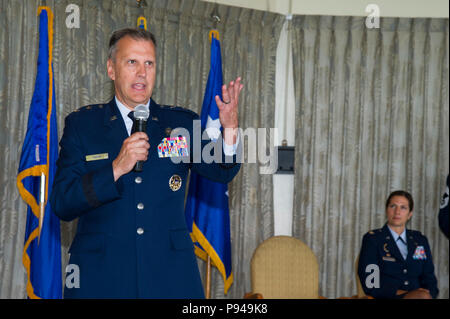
[251,236,319,298]
[355,254,366,297]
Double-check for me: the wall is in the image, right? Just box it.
[202,0,449,18]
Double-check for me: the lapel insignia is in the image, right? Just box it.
[169,174,182,191]
[110,115,118,121]
[152,116,159,121]
[158,136,189,158]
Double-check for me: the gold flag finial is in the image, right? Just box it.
[137,16,148,30]
[209,30,219,43]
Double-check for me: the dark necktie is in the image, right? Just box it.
[128,111,136,134]
[397,236,407,259]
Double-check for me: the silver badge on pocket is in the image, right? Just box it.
[169,174,182,191]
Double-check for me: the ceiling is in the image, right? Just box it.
[202,0,449,18]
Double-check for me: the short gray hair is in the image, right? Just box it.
[108,28,157,61]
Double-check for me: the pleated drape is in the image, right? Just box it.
[291,16,449,298]
[3,0,446,300]
[0,0,283,298]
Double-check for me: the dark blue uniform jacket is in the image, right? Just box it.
[358,224,439,299]
[438,175,449,239]
[50,98,241,298]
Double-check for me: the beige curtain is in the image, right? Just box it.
[292,16,449,298]
[0,0,283,298]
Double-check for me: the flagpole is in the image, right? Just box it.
[205,255,211,299]
[203,22,219,300]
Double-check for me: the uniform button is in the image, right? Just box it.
[403,269,407,274]
[135,176,142,184]
[137,203,144,210]
[137,227,144,235]
[404,281,409,285]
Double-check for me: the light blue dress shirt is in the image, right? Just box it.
[387,225,408,260]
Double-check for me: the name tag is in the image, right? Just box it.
[382,256,396,262]
[85,153,109,161]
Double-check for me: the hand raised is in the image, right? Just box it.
[215,77,243,145]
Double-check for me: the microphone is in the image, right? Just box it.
[131,104,150,172]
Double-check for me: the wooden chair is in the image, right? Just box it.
[338,254,373,299]
[355,254,367,298]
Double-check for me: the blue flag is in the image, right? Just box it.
[16,7,62,299]
[185,36,233,293]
